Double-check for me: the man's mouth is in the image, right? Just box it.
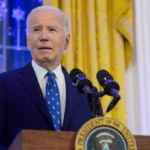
[39,47,52,50]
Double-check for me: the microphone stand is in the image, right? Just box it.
[83,86,121,116]
[95,90,121,114]
[87,89,104,117]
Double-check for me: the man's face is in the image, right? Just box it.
[27,9,70,66]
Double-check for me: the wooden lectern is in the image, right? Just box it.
[9,130,150,150]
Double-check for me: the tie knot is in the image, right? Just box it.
[47,72,55,79]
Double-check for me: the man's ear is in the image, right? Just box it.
[26,36,31,50]
[64,34,70,50]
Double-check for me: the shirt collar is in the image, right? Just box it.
[32,60,47,81]
[31,60,64,83]
[52,64,64,83]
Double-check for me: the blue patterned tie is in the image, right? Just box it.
[46,72,61,131]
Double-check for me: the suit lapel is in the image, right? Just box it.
[19,63,54,129]
[61,67,76,130]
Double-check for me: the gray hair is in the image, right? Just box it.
[26,6,70,35]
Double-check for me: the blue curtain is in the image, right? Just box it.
[6,0,42,70]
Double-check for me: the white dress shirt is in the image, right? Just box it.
[32,60,66,125]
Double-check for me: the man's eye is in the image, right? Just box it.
[34,28,40,32]
[49,28,56,32]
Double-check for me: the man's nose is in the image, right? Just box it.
[40,30,49,42]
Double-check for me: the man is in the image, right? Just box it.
[0,6,103,148]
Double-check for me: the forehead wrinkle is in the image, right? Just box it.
[28,9,64,25]
[30,12,63,26]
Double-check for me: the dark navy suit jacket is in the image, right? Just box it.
[0,63,103,148]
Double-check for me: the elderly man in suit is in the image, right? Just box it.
[0,5,103,148]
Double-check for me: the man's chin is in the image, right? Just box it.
[36,57,55,64]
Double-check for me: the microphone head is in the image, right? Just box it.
[70,68,92,93]
[96,69,120,95]
[70,68,84,83]
[96,69,113,85]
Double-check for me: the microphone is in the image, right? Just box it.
[96,69,121,113]
[70,68,102,117]
[70,68,93,94]
[96,69,120,97]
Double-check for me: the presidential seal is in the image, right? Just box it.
[75,117,137,150]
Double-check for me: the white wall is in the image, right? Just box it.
[126,0,150,135]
